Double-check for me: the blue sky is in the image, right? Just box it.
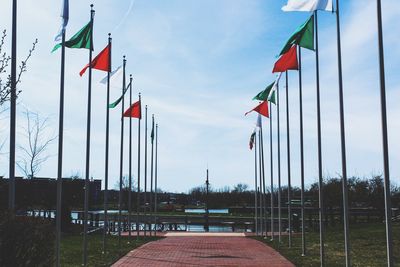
[0,0,399,193]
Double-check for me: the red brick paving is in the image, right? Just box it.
[112,236,294,267]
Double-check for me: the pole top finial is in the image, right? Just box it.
[145,104,148,108]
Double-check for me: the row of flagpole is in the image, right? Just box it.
[5,2,160,266]
[246,0,393,266]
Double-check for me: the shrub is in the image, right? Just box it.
[0,212,55,266]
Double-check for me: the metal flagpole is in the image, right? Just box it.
[102,33,112,254]
[150,115,155,236]
[128,74,133,238]
[261,125,268,237]
[269,102,274,241]
[254,133,258,235]
[154,123,158,236]
[285,71,292,248]
[335,1,350,266]
[55,26,66,267]
[376,1,393,266]
[258,131,263,236]
[277,82,282,243]
[298,47,306,256]
[118,56,126,249]
[82,6,94,266]
[9,0,17,214]
[314,11,325,266]
[136,93,142,240]
[144,105,148,237]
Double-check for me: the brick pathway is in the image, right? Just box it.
[112,236,294,267]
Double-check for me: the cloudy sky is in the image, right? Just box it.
[0,0,399,193]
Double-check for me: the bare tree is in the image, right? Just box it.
[17,110,56,178]
[0,29,38,106]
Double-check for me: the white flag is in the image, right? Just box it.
[282,0,333,12]
[99,65,123,85]
[256,114,262,130]
[269,73,282,98]
[54,0,69,42]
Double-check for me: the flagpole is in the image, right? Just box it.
[285,71,292,248]
[154,123,158,236]
[298,47,306,256]
[144,105,148,237]
[254,133,258,235]
[118,56,126,249]
[102,33,112,254]
[136,93,141,240]
[335,1,350,266]
[269,102,274,241]
[314,11,325,266]
[277,81,282,243]
[261,124,268,237]
[55,27,66,267]
[8,0,17,214]
[376,1,393,265]
[258,130,263,236]
[82,5,94,266]
[150,114,155,236]
[128,74,133,238]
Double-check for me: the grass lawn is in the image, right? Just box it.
[60,233,160,266]
[253,222,400,267]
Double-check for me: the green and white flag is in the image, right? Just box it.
[253,73,281,102]
[52,21,92,52]
[279,15,314,55]
[282,0,333,12]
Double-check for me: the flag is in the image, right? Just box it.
[109,82,130,109]
[256,114,262,129]
[254,82,274,101]
[282,0,333,12]
[253,73,282,101]
[80,44,111,76]
[269,90,277,105]
[245,101,269,118]
[123,100,141,119]
[150,118,155,144]
[280,15,314,55]
[249,130,256,150]
[272,45,298,73]
[54,0,69,42]
[52,21,92,52]
[100,65,122,84]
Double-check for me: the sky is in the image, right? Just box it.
[0,0,399,193]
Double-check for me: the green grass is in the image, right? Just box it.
[60,234,161,267]
[253,222,400,267]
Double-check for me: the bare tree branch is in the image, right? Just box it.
[17,109,56,178]
[0,29,38,106]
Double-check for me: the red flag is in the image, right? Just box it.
[123,100,141,119]
[245,101,269,118]
[272,45,298,73]
[80,44,111,76]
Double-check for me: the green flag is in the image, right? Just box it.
[109,83,130,109]
[52,21,92,52]
[253,82,274,101]
[279,15,314,56]
[150,118,155,144]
